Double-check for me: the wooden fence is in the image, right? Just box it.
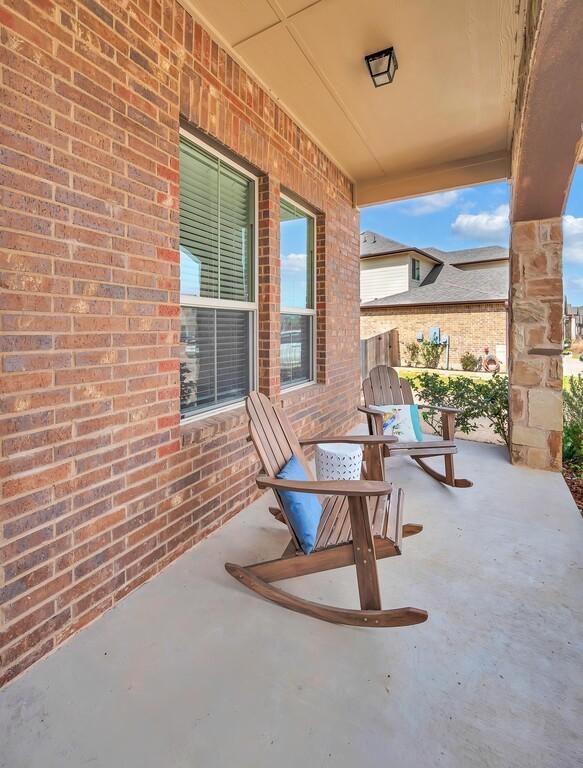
[360,329,400,379]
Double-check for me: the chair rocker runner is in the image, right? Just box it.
[360,365,472,488]
[224,392,428,628]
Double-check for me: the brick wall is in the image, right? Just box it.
[361,302,508,370]
[0,0,360,686]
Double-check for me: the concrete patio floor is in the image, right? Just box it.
[1,438,582,768]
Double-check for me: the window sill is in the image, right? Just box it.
[281,381,325,406]
[180,402,247,447]
[281,380,315,395]
[179,382,327,447]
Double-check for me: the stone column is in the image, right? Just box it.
[508,218,563,470]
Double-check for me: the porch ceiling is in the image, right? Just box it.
[182,0,526,204]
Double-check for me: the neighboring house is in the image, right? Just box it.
[563,299,583,342]
[360,231,509,370]
[360,233,440,302]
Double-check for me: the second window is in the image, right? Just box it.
[280,198,315,388]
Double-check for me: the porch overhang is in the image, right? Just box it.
[182,0,526,206]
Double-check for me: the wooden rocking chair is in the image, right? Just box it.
[360,365,472,488]
[224,392,428,628]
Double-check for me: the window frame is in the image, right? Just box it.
[411,257,421,282]
[279,194,317,392]
[178,127,259,423]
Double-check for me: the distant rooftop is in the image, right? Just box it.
[360,231,509,308]
[362,264,509,308]
[424,245,509,266]
[360,232,442,263]
[360,231,509,267]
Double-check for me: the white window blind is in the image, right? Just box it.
[179,136,256,418]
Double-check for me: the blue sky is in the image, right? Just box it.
[280,217,310,308]
[360,166,583,305]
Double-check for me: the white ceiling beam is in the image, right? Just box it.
[356,151,509,207]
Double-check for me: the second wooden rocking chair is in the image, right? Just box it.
[360,365,473,488]
[225,392,428,628]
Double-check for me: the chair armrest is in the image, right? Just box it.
[417,403,462,415]
[357,405,386,438]
[256,475,392,497]
[299,435,398,446]
[358,405,383,416]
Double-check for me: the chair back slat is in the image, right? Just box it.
[387,367,403,403]
[364,366,413,406]
[362,378,374,406]
[399,377,415,404]
[247,391,292,475]
[272,405,315,481]
[368,366,405,405]
[247,391,315,480]
[247,391,314,553]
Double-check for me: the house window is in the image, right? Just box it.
[179,134,256,418]
[411,257,421,281]
[280,197,315,388]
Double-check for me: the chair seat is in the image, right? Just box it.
[314,488,403,551]
[385,439,456,454]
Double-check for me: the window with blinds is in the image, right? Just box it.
[280,197,316,388]
[179,135,256,418]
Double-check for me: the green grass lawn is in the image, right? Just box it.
[398,367,577,392]
[396,367,495,381]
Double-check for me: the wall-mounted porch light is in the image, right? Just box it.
[365,47,398,87]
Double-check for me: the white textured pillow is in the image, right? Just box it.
[368,404,423,442]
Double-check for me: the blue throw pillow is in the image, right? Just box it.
[276,455,323,554]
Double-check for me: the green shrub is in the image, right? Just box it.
[409,372,510,447]
[460,351,479,372]
[563,375,583,466]
[405,341,420,367]
[419,339,445,369]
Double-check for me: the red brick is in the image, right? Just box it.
[2,462,71,499]
[0,0,359,689]
[2,572,72,622]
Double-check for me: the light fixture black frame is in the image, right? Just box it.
[365,47,398,87]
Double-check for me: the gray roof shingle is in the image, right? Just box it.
[424,245,508,266]
[360,231,509,308]
[360,231,508,266]
[362,263,509,308]
[360,231,443,263]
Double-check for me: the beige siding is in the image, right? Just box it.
[360,254,409,301]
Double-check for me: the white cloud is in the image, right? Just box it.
[563,215,583,264]
[451,204,510,242]
[406,190,461,215]
[281,252,307,272]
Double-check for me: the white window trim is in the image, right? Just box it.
[280,194,317,390]
[179,128,259,423]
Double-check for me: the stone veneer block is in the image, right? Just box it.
[512,425,549,450]
[527,389,563,431]
[509,217,563,472]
